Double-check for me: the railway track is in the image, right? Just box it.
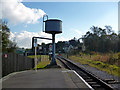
[56,56,115,90]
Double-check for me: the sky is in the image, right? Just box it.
[1,0,118,48]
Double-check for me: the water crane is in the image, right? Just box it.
[43,15,62,65]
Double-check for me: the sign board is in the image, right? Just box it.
[4,54,8,58]
[34,38,37,43]
[34,39,37,47]
[49,45,52,51]
[39,46,42,50]
[82,44,86,51]
[34,43,37,47]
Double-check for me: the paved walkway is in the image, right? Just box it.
[2,68,92,89]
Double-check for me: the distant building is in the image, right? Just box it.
[16,48,25,55]
[69,38,78,47]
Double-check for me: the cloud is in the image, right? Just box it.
[56,35,70,42]
[1,0,46,24]
[74,29,82,35]
[73,29,84,38]
[10,31,69,48]
[10,31,51,48]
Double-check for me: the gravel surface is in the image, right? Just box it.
[75,62,120,90]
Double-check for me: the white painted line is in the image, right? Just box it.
[62,70,74,72]
[2,72,17,81]
[62,70,94,90]
[73,70,94,90]
[2,70,32,81]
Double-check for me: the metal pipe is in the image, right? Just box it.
[34,37,52,40]
[32,37,34,51]
[32,37,52,51]
[43,14,48,22]
[43,15,48,32]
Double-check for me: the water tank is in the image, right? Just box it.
[45,19,62,34]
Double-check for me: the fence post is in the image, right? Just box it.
[14,53,16,72]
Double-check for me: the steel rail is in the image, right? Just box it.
[56,56,115,90]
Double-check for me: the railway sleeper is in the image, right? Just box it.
[82,76,91,79]
[104,79,115,82]
[85,79,94,82]
[77,71,87,74]
[88,82,97,84]
[107,81,120,84]
[77,73,88,77]
[93,87,106,90]
[91,84,101,87]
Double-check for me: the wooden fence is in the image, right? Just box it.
[2,53,34,77]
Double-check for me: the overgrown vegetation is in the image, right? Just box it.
[68,52,120,77]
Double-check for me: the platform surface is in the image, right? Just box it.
[2,68,91,89]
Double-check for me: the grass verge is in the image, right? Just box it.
[69,55,120,77]
[28,55,59,69]
[28,55,50,69]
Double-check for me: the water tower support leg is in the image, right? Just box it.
[50,33,57,65]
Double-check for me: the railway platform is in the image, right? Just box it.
[2,67,92,89]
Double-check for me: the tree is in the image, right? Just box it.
[7,39,17,52]
[1,21,17,52]
[105,26,114,35]
[118,33,120,52]
[56,41,65,53]
[83,26,119,53]
[0,35,1,52]
[1,21,10,52]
